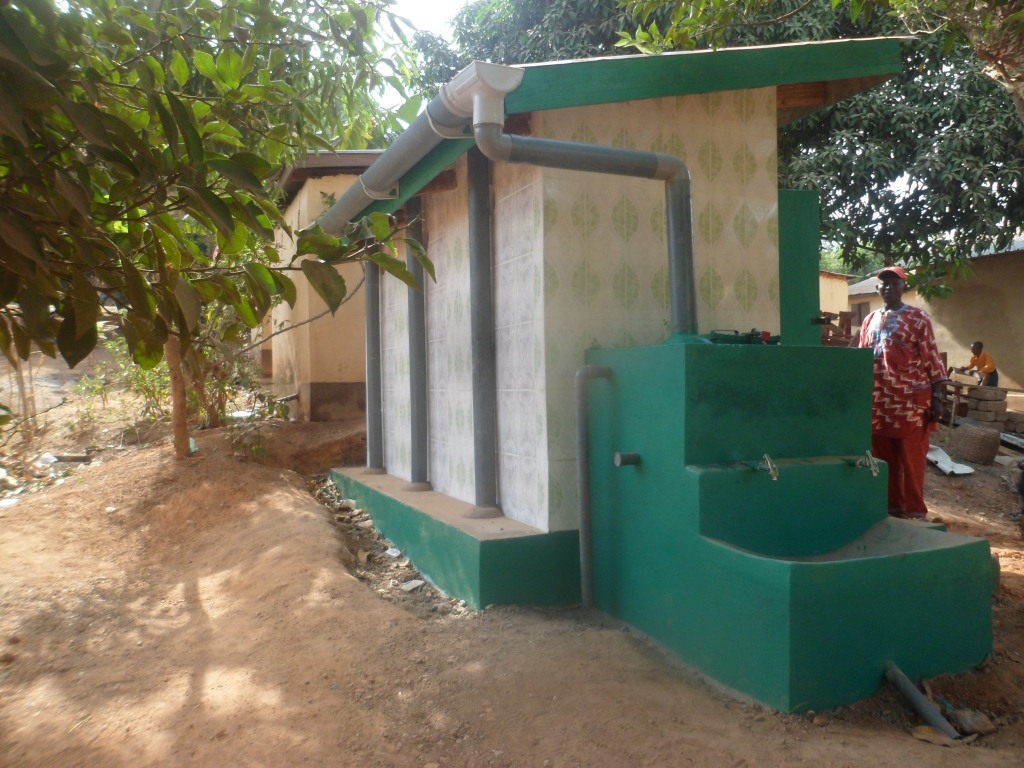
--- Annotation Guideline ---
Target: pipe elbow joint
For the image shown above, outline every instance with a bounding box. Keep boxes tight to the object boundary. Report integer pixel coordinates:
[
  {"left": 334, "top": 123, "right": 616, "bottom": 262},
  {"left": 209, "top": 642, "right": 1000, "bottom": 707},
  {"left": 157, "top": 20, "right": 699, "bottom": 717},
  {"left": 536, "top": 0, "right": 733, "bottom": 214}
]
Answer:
[{"left": 473, "top": 123, "right": 515, "bottom": 163}]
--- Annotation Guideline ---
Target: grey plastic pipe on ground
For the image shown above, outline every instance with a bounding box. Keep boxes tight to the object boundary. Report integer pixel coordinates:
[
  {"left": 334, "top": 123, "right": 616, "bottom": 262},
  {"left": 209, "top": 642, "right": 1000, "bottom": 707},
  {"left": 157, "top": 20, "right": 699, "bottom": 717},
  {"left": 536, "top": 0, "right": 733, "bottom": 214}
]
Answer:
[{"left": 884, "top": 660, "right": 960, "bottom": 740}]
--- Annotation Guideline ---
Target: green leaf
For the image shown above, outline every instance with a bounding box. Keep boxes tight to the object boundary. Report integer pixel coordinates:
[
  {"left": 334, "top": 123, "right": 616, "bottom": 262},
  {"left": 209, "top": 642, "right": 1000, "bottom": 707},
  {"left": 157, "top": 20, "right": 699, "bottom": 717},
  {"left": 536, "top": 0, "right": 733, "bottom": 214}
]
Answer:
[
  {"left": 190, "top": 188, "right": 235, "bottom": 239},
  {"left": 301, "top": 259, "right": 348, "bottom": 313},
  {"left": 0, "top": 211, "right": 45, "bottom": 263},
  {"left": 216, "top": 48, "right": 244, "bottom": 89},
  {"left": 271, "top": 270, "right": 297, "bottom": 306},
  {"left": 0, "top": 57, "right": 60, "bottom": 109},
  {"left": 170, "top": 49, "right": 190, "bottom": 87},
  {"left": 54, "top": 172, "right": 94, "bottom": 223},
  {"left": 166, "top": 91, "right": 204, "bottom": 163},
  {"left": 193, "top": 50, "right": 220, "bottom": 84},
  {"left": 69, "top": 271, "right": 100, "bottom": 340},
  {"left": 296, "top": 225, "right": 340, "bottom": 254},
  {"left": 0, "top": 77, "right": 28, "bottom": 145},
  {"left": 57, "top": 307, "right": 98, "bottom": 368},
  {"left": 370, "top": 251, "right": 417, "bottom": 288},
  {"left": 243, "top": 262, "right": 277, "bottom": 298},
  {"left": 205, "top": 157, "right": 264, "bottom": 193},
  {"left": 61, "top": 98, "right": 112, "bottom": 149},
  {"left": 173, "top": 278, "right": 202, "bottom": 333},
  {"left": 120, "top": 256, "right": 156, "bottom": 321}
]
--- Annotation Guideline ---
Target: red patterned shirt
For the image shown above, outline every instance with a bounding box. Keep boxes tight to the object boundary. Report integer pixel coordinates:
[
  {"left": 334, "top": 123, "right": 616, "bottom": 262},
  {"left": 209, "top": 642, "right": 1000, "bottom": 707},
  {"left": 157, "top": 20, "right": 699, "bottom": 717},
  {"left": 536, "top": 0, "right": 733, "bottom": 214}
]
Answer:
[{"left": 859, "top": 304, "right": 946, "bottom": 437}]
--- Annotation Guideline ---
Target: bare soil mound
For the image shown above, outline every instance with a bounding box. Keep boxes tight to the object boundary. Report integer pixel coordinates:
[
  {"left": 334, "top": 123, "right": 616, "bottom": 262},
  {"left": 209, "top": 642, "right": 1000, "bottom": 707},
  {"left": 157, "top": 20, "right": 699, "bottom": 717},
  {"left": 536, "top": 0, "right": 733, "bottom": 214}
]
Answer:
[{"left": 1, "top": 403, "right": 1023, "bottom": 766}]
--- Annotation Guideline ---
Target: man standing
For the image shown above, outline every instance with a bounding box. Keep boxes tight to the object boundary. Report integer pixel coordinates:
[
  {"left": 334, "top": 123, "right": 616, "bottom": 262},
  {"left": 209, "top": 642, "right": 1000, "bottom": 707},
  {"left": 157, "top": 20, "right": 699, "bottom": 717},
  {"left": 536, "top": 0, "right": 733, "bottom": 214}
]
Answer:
[{"left": 858, "top": 266, "right": 947, "bottom": 520}]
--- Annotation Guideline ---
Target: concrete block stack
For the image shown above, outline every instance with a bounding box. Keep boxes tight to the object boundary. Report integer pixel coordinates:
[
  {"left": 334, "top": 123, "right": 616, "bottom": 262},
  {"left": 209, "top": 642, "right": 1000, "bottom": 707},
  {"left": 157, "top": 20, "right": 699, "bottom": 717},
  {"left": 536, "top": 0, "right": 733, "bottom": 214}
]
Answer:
[
  {"left": 1004, "top": 409, "right": 1024, "bottom": 435},
  {"left": 965, "top": 386, "right": 1007, "bottom": 425}
]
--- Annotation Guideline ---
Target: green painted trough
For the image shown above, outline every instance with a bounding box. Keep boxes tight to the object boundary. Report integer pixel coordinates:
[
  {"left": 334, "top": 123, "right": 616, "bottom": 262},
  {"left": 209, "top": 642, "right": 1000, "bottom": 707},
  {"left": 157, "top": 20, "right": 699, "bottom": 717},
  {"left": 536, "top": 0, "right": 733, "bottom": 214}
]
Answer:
[{"left": 584, "top": 341, "right": 993, "bottom": 712}]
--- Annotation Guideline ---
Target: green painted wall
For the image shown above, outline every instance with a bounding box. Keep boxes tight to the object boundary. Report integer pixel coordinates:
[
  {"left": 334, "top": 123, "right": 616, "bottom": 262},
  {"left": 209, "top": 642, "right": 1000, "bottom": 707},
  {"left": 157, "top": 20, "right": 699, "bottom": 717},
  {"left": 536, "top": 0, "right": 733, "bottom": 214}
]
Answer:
[
  {"left": 329, "top": 470, "right": 580, "bottom": 610},
  {"left": 778, "top": 188, "right": 822, "bottom": 346},
  {"left": 584, "top": 341, "right": 993, "bottom": 711}
]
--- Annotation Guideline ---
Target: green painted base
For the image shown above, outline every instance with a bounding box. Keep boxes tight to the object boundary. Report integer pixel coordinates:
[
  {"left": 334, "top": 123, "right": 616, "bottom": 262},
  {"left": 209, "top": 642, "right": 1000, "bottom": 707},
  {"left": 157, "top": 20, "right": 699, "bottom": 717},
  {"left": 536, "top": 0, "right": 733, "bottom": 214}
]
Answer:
[
  {"left": 586, "top": 342, "right": 994, "bottom": 712},
  {"left": 329, "top": 468, "right": 580, "bottom": 610}
]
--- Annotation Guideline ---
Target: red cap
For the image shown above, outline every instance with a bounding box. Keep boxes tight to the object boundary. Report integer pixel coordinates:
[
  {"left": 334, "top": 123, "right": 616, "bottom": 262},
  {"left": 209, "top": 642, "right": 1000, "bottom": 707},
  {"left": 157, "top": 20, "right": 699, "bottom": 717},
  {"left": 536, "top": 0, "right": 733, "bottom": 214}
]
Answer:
[{"left": 877, "top": 266, "right": 908, "bottom": 281}]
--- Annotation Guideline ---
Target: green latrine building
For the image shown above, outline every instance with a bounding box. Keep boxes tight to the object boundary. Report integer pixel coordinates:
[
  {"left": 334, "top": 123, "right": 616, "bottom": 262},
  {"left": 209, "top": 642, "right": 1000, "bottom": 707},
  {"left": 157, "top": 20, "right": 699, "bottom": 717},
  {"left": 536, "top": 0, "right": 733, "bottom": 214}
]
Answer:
[{"left": 328, "top": 39, "right": 993, "bottom": 711}]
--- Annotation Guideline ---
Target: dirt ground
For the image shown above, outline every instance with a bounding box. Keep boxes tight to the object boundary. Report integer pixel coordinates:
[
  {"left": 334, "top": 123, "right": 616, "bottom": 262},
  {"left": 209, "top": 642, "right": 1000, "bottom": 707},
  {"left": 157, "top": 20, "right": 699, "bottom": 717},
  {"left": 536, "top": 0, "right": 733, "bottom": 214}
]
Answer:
[{"left": 2, "top": 364, "right": 1024, "bottom": 767}]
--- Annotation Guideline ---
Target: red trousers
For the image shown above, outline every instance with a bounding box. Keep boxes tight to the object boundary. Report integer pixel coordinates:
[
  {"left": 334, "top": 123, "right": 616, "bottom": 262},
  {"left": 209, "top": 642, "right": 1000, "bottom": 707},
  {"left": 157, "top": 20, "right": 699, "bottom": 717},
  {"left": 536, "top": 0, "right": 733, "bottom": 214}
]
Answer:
[{"left": 872, "top": 427, "right": 931, "bottom": 519}]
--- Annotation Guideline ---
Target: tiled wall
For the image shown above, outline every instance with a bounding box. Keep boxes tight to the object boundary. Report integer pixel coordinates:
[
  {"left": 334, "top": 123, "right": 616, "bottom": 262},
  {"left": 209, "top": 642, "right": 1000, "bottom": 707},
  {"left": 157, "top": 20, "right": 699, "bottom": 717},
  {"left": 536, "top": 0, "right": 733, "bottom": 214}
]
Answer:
[
  {"left": 379, "top": 88, "right": 779, "bottom": 529},
  {"left": 537, "top": 90, "right": 779, "bottom": 530},
  {"left": 493, "top": 162, "right": 548, "bottom": 528},
  {"left": 422, "top": 161, "right": 477, "bottom": 502},
  {"left": 381, "top": 263, "right": 410, "bottom": 476}
]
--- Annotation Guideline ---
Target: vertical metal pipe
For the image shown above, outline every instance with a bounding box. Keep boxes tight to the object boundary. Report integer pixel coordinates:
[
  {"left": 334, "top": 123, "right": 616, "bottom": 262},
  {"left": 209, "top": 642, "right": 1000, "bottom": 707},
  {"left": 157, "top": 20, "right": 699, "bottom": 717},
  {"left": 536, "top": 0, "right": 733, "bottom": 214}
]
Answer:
[
  {"left": 666, "top": 174, "right": 698, "bottom": 337},
  {"left": 364, "top": 261, "right": 385, "bottom": 473},
  {"left": 404, "top": 198, "right": 432, "bottom": 491},
  {"left": 576, "top": 364, "right": 613, "bottom": 609},
  {"left": 466, "top": 147, "right": 502, "bottom": 518}
]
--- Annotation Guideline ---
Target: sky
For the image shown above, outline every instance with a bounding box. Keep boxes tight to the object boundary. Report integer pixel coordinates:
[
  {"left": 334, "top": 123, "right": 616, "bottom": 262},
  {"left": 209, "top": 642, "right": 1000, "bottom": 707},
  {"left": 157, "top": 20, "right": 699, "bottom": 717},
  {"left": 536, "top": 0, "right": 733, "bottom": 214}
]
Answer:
[{"left": 388, "top": 0, "right": 467, "bottom": 39}]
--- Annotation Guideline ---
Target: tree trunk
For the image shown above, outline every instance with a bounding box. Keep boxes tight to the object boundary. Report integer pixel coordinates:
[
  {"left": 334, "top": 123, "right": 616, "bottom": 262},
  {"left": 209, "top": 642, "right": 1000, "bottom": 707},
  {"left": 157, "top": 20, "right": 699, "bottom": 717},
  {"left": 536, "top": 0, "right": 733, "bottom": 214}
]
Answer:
[{"left": 165, "top": 336, "right": 193, "bottom": 459}]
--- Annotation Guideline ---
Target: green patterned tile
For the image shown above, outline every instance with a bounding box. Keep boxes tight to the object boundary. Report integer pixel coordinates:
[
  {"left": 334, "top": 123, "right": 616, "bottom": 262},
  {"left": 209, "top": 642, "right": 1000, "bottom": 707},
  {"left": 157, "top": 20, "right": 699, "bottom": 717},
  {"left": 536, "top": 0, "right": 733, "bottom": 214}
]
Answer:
[
  {"left": 612, "top": 128, "right": 637, "bottom": 149},
  {"left": 612, "top": 195, "right": 640, "bottom": 242},
  {"left": 649, "top": 207, "right": 666, "bottom": 244},
  {"left": 613, "top": 263, "right": 640, "bottom": 310},
  {"left": 543, "top": 195, "right": 559, "bottom": 235},
  {"left": 698, "top": 139, "right": 723, "bottom": 182},
  {"left": 572, "top": 122, "right": 598, "bottom": 144},
  {"left": 699, "top": 91, "right": 724, "bottom": 117},
  {"left": 733, "top": 203, "right": 759, "bottom": 247},
  {"left": 767, "top": 213, "right": 779, "bottom": 244},
  {"left": 651, "top": 266, "right": 670, "bottom": 314},
  {"left": 699, "top": 266, "right": 724, "bottom": 310},
  {"left": 570, "top": 192, "right": 599, "bottom": 237},
  {"left": 767, "top": 275, "right": 780, "bottom": 309},
  {"left": 734, "top": 268, "right": 759, "bottom": 311},
  {"left": 570, "top": 262, "right": 599, "bottom": 309},
  {"left": 733, "top": 90, "right": 758, "bottom": 123},
  {"left": 697, "top": 202, "right": 724, "bottom": 246},
  {"left": 732, "top": 144, "right": 758, "bottom": 184},
  {"left": 544, "top": 259, "right": 560, "bottom": 301}
]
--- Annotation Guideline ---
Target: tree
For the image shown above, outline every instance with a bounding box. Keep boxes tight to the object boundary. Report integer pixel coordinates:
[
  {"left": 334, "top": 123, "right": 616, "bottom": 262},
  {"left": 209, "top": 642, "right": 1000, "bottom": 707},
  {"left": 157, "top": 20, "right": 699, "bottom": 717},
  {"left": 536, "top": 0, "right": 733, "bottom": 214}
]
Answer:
[
  {"left": 622, "top": 0, "right": 1024, "bottom": 123},
  {"left": 413, "top": 0, "right": 660, "bottom": 84},
  {"left": 720, "top": 3, "right": 1024, "bottom": 282},
  {"left": 415, "top": 0, "right": 1024, "bottom": 284},
  {"left": 0, "top": 0, "right": 430, "bottom": 457}
]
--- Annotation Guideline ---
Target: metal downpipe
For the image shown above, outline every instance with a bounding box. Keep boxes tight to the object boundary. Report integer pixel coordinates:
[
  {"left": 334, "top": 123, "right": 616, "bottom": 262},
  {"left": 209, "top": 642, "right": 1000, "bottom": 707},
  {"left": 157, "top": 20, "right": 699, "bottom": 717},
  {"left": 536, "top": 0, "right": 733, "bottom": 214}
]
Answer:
[
  {"left": 364, "top": 261, "right": 385, "bottom": 473},
  {"left": 404, "top": 197, "right": 432, "bottom": 491},
  {"left": 473, "top": 124, "right": 698, "bottom": 336},
  {"left": 576, "top": 365, "right": 612, "bottom": 608},
  {"left": 466, "top": 147, "right": 502, "bottom": 519}
]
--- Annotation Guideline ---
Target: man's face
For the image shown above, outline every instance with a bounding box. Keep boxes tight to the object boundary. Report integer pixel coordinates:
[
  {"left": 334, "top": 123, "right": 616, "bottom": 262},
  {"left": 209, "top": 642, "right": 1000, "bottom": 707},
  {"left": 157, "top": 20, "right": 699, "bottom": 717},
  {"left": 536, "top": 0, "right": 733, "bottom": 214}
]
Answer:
[
  {"left": 877, "top": 274, "right": 904, "bottom": 306},
  {"left": 971, "top": 343, "right": 982, "bottom": 355}
]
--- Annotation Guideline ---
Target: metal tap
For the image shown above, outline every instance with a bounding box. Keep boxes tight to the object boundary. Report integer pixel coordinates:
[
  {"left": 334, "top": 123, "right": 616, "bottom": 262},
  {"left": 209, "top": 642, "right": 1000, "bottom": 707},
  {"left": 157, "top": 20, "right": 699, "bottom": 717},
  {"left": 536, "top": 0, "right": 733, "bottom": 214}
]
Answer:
[
  {"left": 758, "top": 454, "right": 779, "bottom": 481},
  {"left": 856, "top": 450, "right": 880, "bottom": 477}
]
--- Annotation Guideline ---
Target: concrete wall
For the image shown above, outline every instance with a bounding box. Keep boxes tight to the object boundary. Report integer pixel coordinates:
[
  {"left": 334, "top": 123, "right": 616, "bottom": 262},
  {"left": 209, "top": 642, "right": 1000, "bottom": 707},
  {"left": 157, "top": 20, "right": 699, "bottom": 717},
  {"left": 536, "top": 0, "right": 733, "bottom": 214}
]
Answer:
[
  {"left": 271, "top": 176, "right": 368, "bottom": 420},
  {"left": 921, "top": 252, "right": 1022, "bottom": 389},
  {"left": 846, "top": 253, "right": 1022, "bottom": 389},
  {"left": 819, "top": 272, "right": 851, "bottom": 315}
]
